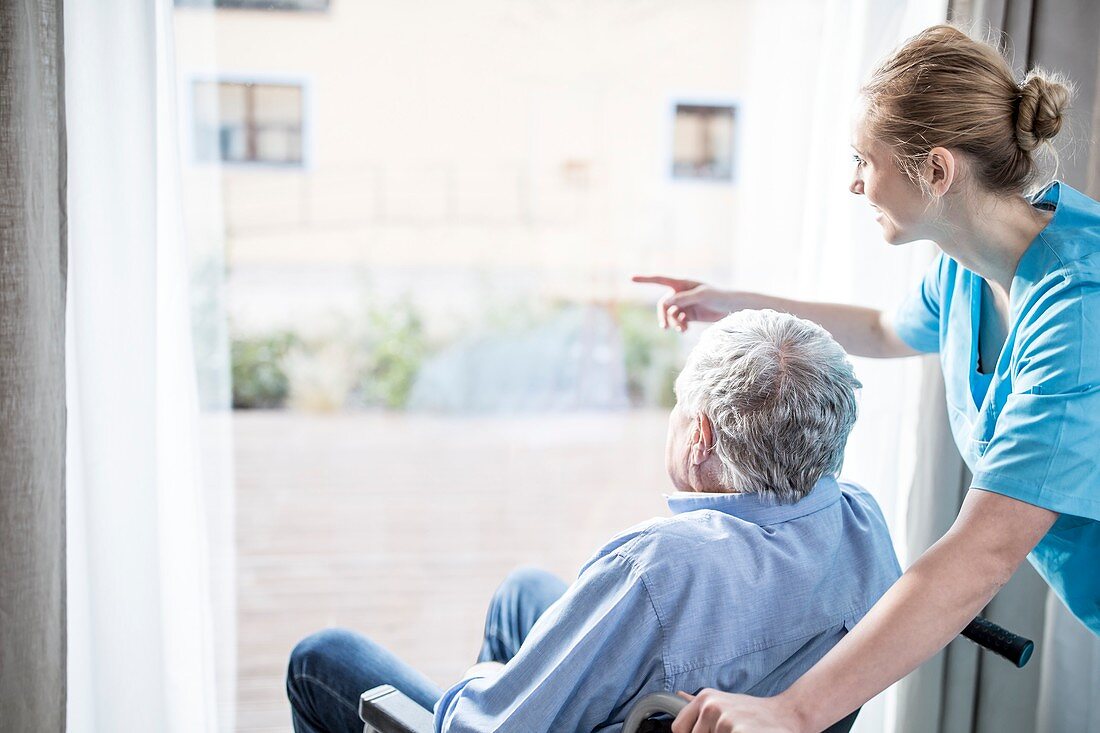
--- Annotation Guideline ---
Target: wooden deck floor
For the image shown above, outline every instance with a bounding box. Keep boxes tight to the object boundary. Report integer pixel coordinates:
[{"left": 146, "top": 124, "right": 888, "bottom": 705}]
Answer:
[{"left": 234, "top": 410, "right": 670, "bottom": 732}]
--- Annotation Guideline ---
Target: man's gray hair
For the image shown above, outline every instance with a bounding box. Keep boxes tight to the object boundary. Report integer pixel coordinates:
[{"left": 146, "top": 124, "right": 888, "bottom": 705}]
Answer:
[{"left": 675, "top": 309, "right": 861, "bottom": 503}]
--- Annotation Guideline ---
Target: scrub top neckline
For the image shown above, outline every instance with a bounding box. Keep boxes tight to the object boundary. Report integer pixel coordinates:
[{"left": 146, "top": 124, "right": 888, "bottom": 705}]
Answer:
[
  {"left": 1010, "top": 181, "right": 1064, "bottom": 313},
  {"left": 965, "top": 182, "right": 1063, "bottom": 410}
]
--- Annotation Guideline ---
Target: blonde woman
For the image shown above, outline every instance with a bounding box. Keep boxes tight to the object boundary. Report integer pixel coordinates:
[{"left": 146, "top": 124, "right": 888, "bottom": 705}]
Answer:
[{"left": 634, "top": 25, "right": 1100, "bottom": 733}]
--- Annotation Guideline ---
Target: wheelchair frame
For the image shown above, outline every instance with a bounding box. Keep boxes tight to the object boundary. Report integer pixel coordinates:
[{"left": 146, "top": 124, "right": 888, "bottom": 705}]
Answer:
[{"left": 357, "top": 616, "right": 1032, "bottom": 733}]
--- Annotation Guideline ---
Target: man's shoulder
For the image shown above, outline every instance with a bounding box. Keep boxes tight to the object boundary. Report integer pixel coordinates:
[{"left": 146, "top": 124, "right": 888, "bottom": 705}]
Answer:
[
  {"left": 580, "top": 511, "right": 730, "bottom": 575},
  {"left": 835, "top": 480, "right": 902, "bottom": 581},
  {"left": 836, "top": 480, "right": 889, "bottom": 521},
  {"left": 582, "top": 482, "right": 896, "bottom": 579},
  {"left": 835, "top": 480, "right": 896, "bottom": 544}
]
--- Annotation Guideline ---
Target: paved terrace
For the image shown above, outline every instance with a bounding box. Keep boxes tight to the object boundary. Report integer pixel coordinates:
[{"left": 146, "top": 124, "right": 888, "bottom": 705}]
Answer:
[{"left": 235, "top": 410, "right": 671, "bottom": 732}]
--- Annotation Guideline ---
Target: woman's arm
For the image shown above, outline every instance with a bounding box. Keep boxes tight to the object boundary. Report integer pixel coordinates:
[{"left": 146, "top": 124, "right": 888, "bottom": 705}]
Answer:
[
  {"left": 631, "top": 276, "right": 918, "bottom": 359},
  {"left": 672, "top": 489, "right": 1057, "bottom": 733},
  {"left": 734, "top": 292, "right": 917, "bottom": 359}
]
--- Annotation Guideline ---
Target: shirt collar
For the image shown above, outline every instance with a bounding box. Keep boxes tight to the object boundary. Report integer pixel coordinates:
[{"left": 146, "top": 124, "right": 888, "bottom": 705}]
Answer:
[
  {"left": 1012, "top": 179, "right": 1070, "bottom": 314},
  {"left": 1030, "top": 179, "right": 1061, "bottom": 209},
  {"left": 664, "top": 476, "right": 841, "bottom": 526}
]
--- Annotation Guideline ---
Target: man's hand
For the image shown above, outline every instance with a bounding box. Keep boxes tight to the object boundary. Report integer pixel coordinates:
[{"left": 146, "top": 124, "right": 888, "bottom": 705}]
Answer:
[{"left": 671, "top": 690, "right": 803, "bottom": 733}]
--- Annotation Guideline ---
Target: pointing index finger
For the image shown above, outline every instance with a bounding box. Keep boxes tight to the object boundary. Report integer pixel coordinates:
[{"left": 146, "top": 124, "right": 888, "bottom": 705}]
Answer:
[{"left": 632, "top": 275, "right": 681, "bottom": 287}]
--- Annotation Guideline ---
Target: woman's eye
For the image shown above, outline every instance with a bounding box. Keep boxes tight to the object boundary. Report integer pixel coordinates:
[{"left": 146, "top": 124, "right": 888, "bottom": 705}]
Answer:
[{"left": 852, "top": 154, "right": 866, "bottom": 168}]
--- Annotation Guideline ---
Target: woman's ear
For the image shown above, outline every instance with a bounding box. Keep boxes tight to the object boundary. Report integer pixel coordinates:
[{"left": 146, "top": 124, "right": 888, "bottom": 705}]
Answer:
[{"left": 926, "top": 146, "right": 956, "bottom": 196}]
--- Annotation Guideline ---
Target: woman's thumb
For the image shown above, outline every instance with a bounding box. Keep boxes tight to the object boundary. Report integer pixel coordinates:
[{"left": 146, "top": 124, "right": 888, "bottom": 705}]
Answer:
[{"left": 667, "top": 284, "right": 705, "bottom": 306}]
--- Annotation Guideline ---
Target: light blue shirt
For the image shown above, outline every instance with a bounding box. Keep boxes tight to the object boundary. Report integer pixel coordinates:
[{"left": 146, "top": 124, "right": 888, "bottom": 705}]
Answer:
[
  {"left": 894, "top": 180, "right": 1100, "bottom": 634},
  {"left": 434, "top": 477, "right": 900, "bottom": 732}
]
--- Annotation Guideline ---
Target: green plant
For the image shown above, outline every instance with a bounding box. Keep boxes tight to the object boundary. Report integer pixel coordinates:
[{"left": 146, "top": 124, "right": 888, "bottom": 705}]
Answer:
[
  {"left": 616, "top": 303, "right": 682, "bottom": 409},
  {"left": 283, "top": 334, "right": 358, "bottom": 412},
  {"left": 230, "top": 331, "right": 299, "bottom": 409},
  {"left": 355, "top": 299, "right": 429, "bottom": 409}
]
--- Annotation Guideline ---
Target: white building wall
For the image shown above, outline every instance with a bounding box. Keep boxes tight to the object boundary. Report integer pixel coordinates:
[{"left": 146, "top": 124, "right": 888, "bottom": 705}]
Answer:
[{"left": 174, "top": 1, "right": 763, "bottom": 331}]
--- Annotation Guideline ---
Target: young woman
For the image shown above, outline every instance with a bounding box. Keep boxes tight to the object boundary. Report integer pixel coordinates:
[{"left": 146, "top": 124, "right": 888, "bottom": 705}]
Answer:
[{"left": 632, "top": 24, "right": 1099, "bottom": 733}]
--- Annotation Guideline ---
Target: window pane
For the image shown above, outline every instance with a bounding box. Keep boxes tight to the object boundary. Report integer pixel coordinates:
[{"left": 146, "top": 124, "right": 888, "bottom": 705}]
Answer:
[
  {"left": 252, "top": 84, "right": 301, "bottom": 125},
  {"left": 220, "top": 125, "right": 249, "bottom": 163},
  {"left": 252, "top": 84, "right": 303, "bottom": 164},
  {"left": 671, "top": 104, "right": 736, "bottom": 181},
  {"left": 191, "top": 80, "right": 303, "bottom": 165},
  {"left": 218, "top": 83, "right": 249, "bottom": 163},
  {"left": 255, "top": 127, "right": 301, "bottom": 164},
  {"left": 218, "top": 82, "right": 248, "bottom": 124}
]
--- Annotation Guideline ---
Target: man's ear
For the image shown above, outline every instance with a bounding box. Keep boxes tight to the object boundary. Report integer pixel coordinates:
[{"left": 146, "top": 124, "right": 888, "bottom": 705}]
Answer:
[
  {"left": 926, "top": 146, "right": 956, "bottom": 196},
  {"left": 691, "top": 414, "right": 715, "bottom": 466}
]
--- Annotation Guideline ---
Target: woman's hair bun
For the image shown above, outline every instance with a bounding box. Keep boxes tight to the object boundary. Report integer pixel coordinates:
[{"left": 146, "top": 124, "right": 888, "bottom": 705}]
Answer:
[{"left": 1016, "top": 71, "right": 1072, "bottom": 152}]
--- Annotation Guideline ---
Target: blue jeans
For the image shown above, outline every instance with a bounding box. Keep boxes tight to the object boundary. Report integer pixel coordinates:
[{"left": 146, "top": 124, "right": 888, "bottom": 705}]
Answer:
[{"left": 286, "top": 567, "right": 568, "bottom": 733}]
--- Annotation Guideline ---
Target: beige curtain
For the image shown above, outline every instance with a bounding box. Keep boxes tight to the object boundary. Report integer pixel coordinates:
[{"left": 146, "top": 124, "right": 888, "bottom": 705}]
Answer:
[
  {"left": 897, "top": 1, "right": 1100, "bottom": 731},
  {"left": 0, "top": 0, "right": 68, "bottom": 730}
]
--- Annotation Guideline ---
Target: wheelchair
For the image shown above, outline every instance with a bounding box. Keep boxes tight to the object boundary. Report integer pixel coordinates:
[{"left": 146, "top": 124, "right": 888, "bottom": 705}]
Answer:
[{"left": 358, "top": 616, "right": 1032, "bottom": 733}]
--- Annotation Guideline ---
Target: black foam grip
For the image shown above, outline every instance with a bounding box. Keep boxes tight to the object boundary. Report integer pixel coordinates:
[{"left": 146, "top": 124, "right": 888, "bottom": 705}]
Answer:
[{"left": 961, "top": 616, "right": 1034, "bottom": 668}]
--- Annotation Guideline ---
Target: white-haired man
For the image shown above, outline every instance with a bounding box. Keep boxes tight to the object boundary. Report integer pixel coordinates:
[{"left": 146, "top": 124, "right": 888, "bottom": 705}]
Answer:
[{"left": 287, "top": 310, "right": 901, "bottom": 733}]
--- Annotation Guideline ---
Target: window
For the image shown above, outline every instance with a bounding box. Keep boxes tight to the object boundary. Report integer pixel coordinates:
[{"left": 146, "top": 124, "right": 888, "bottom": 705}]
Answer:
[
  {"left": 192, "top": 80, "right": 305, "bottom": 166},
  {"left": 671, "top": 103, "right": 736, "bottom": 182},
  {"left": 175, "top": 0, "right": 330, "bottom": 10}
]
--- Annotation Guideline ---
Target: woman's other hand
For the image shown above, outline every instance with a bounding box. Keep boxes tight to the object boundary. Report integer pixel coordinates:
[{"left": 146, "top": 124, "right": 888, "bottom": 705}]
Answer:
[
  {"left": 671, "top": 690, "right": 803, "bottom": 733},
  {"left": 631, "top": 275, "right": 738, "bottom": 331}
]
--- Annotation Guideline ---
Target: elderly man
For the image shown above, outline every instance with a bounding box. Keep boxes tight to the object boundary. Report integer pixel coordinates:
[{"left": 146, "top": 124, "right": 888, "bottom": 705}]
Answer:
[{"left": 287, "top": 309, "right": 901, "bottom": 733}]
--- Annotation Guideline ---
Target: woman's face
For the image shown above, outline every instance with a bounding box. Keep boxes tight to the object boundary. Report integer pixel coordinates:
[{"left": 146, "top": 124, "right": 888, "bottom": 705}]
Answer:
[{"left": 849, "top": 105, "right": 931, "bottom": 245}]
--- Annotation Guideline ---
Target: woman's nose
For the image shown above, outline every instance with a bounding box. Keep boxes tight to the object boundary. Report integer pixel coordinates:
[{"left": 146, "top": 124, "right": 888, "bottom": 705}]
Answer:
[{"left": 849, "top": 175, "right": 864, "bottom": 196}]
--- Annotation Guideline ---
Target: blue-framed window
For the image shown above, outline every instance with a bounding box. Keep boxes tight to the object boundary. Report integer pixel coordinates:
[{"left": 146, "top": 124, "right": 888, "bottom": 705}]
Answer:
[
  {"left": 671, "top": 103, "right": 736, "bottom": 182},
  {"left": 192, "top": 80, "right": 304, "bottom": 167}
]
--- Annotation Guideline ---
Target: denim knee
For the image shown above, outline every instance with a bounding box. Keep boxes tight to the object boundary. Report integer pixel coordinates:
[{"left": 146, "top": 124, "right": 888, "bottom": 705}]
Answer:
[
  {"left": 288, "top": 627, "right": 359, "bottom": 685},
  {"left": 498, "top": 566, "right": 563, "bottom": 599}
]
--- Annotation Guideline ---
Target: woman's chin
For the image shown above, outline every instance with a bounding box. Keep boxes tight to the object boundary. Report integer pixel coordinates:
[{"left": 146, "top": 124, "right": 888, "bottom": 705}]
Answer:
[{"left": 878, "top": 221, "right": 907, "bottom": 245}]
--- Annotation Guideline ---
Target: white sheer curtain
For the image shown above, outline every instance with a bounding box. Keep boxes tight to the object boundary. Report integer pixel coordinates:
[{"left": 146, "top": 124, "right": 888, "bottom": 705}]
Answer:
[
  {"left": 65, "top": 0, "right": 233, "bottom": 730},
  {"left": 733, "top": 1, "right": 946, "bottom": 731}
]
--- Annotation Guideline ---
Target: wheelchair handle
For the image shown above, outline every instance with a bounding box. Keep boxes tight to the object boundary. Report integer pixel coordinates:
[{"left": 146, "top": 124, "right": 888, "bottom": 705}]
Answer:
[
  {"left": 961, "top": 616, "right": 1034, "bottom": 668},
  {"left": 622, "top": 692, "right": 687, "bottom": 733}
]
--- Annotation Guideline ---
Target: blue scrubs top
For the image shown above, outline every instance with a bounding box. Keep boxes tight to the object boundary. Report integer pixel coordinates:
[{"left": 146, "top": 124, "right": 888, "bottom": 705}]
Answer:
[{"left": 894, "top": 180, "right": 1100, "bottom": 635}]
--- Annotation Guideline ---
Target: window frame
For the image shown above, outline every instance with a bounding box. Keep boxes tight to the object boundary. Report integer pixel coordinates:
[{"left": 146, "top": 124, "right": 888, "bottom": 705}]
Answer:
[
  {"left": 174, "top": 0, "right": 331, "bottom": 11},
  {"left": 664, "top": 96, "right": 741, "bottom": 186},
  {"left": 185, "top": 72, "right": 315, "bottom": 171}
]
